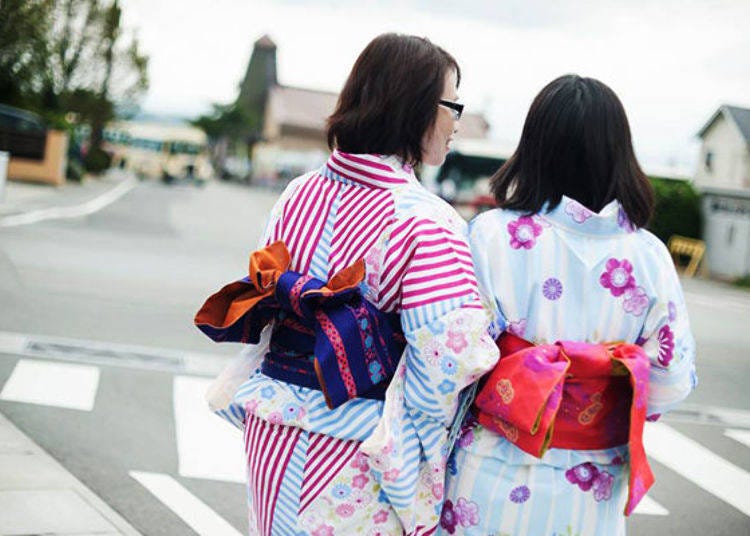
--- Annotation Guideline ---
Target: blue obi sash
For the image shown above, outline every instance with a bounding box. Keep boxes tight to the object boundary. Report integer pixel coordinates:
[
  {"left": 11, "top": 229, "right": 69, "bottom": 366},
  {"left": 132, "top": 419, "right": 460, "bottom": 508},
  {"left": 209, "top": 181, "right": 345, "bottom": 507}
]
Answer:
[{"left": 195, "top": 241, "right": 405, "bottom": 409}]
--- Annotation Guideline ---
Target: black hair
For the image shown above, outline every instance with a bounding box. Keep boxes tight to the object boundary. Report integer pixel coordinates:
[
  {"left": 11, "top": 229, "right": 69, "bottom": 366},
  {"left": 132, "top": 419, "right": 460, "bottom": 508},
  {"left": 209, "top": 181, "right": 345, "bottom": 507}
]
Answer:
[{"left": 491, "top": 74, "right": 654, "bottom": 228}]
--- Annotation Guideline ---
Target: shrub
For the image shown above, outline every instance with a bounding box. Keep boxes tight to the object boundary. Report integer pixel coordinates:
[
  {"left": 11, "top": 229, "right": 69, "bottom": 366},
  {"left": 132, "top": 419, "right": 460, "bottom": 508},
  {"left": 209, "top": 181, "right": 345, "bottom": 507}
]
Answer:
[
  {"left": 83, "top": 146, "right": 112, "bottom": 174},
  {"left": 647, "top": 177, "right": 702, "bottom": 244}
]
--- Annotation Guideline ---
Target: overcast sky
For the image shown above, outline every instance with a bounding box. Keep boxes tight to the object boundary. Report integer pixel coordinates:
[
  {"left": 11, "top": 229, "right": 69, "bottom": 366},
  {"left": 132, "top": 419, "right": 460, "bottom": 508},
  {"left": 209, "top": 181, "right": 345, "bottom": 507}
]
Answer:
[{"left": 118, "top": 0, "right": 750, "bottom": 173}]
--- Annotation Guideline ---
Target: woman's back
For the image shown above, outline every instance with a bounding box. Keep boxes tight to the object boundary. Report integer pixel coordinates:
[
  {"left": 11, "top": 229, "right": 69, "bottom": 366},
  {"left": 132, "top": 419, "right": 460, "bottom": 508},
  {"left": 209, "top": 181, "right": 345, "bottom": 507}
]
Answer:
[
  {"left": 442, "top": 73, "right": 697, "bottom": 536},
  {"left": 470, "top": 199, "right": 696, "bottom": 415}
]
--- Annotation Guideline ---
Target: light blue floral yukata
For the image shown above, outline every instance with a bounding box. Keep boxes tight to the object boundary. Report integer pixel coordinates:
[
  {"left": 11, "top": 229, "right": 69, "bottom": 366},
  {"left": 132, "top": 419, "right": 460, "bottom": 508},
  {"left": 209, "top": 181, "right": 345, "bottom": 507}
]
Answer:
[{"left": 441, "top": 197, "right": 697, "bottom": 536}]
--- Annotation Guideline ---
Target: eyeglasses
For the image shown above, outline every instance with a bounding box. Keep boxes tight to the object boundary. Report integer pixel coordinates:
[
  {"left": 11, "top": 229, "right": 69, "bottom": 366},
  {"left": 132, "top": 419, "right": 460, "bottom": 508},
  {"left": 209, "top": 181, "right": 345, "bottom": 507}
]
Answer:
[{"left": 439, "top": 100, "right": 464, "bottom": 120}]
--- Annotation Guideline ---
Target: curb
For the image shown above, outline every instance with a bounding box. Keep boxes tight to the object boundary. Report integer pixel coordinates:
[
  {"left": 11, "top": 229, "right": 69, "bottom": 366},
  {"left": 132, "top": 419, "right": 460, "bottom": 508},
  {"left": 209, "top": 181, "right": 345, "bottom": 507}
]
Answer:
[{"left": 0, "top": 412, "right": 143, "bottom": 535}]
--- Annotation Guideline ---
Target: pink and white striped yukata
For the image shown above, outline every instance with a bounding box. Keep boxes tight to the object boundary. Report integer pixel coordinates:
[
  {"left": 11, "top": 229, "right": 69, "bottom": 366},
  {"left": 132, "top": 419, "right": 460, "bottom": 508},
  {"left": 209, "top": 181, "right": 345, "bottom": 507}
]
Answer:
[{"left": 220, "top": 151, "right": 498, "bottom": 535}]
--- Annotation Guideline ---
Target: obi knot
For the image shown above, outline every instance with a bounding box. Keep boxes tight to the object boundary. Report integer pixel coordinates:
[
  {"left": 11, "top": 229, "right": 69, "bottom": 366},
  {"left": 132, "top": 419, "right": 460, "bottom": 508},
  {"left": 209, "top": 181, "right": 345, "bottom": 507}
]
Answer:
[
  {"left": 195, "top": 241, "right": 405, "bottom": 409},
  {"left": 474, "top": 332, "right": 653, "bottom": 516}
]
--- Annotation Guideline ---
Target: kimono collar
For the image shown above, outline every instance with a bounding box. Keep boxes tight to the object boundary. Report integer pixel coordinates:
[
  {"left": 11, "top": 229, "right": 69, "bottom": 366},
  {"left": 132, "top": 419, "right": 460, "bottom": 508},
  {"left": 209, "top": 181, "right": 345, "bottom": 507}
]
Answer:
[
  {"left": 321, "top": 150, "right": 418, "bottom": 189},
  {"left": 539, "top": 195, "right": 637, "bottom": 236}
]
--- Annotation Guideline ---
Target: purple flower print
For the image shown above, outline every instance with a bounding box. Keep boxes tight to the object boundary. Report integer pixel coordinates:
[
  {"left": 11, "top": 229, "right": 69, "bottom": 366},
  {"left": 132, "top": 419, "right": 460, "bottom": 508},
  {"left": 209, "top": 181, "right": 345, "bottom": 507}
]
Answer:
[
  {"left": 623, "top": 286, "right": 649, "bottom": 316},
  {"left": 457, "top": 427, "right": 475, "bottom": 448},
  {"left": 543, "top": 278, "right": 563, "bottom": 300},
  {"left": 646, "top": 413, "right": 661, "bottom": 422},
  {"left": 668, "top": 301, "right": 677, "bottom": 322},
  {"left": 618, "top": 206, "right": 636, "bottom": 232},
  {"left": 508, "top": 216, "right": 543, "bottom": 250},
  {"left": 565, "top": 199, "right": 594, "bottom": 223},
  {"left": 507, "top": 318, "right": 527, "bottom": 337},
  {"left": 592, "top": 471, "right": 614, "bottom": 502},
  {"left": 440, "top": 500, "right": 457, "bottom": 534},
  {"left": 509, "top": 485, "right": 531, "bottom": 503},
  {"left": 600, "top": 258, "right": 636, "bottom": 297},
  {"left": 565, "top": 462, "right": 600, "bottom": 492},
  {"left": 657, "top": 325, "right": 675, "bottom": 366},
  {"left": 454, "top": 497, "right": 480, "bottom": 527}
]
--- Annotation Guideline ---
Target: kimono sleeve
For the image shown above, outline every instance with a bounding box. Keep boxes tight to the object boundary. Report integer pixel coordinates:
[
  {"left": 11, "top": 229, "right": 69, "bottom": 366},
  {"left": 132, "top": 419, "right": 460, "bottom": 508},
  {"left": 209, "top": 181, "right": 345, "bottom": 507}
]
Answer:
[
  {"left": 360, "top": 216, "right": 499, "bottom": 532},
  {"left": 256, "top": 175, "right": 307, "bottom": 247},
  {"left": 468, "top": 214, "right": 509, "bottom": 340},
  {"left": 639, "top": 241, "right": 698, "bottom": 418}
]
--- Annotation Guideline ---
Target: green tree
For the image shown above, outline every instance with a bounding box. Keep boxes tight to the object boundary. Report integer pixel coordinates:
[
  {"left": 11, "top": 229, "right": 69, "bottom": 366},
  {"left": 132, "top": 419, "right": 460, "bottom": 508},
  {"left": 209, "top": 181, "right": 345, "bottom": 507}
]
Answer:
[
  {"left": 1, "top": 0, "right": 148, "bottom": 171},
  {"left": 0, "top": 0, "right": 53, "bottom": 109}
]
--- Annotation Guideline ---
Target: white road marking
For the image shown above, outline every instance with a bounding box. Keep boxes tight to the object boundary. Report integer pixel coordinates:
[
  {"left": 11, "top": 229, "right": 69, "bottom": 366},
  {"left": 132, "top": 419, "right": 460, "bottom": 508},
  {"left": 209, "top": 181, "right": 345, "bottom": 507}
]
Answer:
[
  {"left": 173, "top": 375, "right": 245, "bottom": 483},
  {"left": 0, "top": 332, "right": 26, "bottom": 354},
  {"left": 0, "top": 359, "right": 99, "bottom": 411},
  {"left": 0, "top": 176, "right": 137, "bottom": 227},
  {"left": 130, "top": 471, "right": 242, "bottom": 536},
  {"left": 684, "top": 292, "right": 750, "bottom": 313},
  {"left": 645, "top": 423, "right": 750, "bottom": 516},
  {"left": 725, "top": 428, "right": 750, "bottom": 448},
  {"left": 633, "top": 495, "right": 670, "bottom": 516}
]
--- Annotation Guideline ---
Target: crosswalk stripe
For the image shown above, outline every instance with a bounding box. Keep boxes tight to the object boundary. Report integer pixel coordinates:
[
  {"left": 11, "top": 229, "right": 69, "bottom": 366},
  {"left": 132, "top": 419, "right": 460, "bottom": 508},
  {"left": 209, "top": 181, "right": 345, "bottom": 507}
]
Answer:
[
  {"left": 130, "top": 471, "right": 242, "bottom": 536},
  {"left": 645, "top": 423, "right": 750, "bottom": 516},
  {"left": 0, "top": 359, "right": 100, "bottom": 411},
  {"left": 684, "top": 292, "right": 750, "bottom": 313},
  {"left": 725, "top": 428, "right": 750, "bottom": 449},
  {"left": 633, "top": 495, "right": 669, "bottom": 516},
  {"left": 173, "top": 376, "right": 245, "bottom": 483}
]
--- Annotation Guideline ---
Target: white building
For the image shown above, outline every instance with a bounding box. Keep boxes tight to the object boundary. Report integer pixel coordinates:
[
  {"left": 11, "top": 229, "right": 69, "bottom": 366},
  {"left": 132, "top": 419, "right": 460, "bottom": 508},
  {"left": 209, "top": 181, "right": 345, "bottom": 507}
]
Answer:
[
  {"left": 695, "top": 105, "right": 750, "bottom": 190},
  {"left": 695, "top": 105, "right": 750, "bottom": 278}
]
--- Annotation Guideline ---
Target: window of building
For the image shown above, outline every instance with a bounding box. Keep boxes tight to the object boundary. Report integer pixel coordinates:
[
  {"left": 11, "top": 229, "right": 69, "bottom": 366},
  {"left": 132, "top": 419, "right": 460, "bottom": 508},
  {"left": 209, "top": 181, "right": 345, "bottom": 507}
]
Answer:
[{"left": 705, "top": 150, "right": 714, "bottom": 171}]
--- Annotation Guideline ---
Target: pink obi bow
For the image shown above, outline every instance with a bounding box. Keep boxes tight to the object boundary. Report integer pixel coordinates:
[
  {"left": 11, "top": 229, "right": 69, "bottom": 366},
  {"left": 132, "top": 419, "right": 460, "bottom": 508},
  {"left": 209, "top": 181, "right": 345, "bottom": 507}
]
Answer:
[{"left": 474, "top": 332, "right": 653, "bottom": 516}]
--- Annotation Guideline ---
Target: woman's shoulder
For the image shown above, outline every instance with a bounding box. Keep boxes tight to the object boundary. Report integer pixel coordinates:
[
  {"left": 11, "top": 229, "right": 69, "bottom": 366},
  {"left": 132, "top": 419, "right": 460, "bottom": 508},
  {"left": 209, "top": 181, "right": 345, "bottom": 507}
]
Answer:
[
  {"left": 469, "top": 207, "right": 527, "bottom": 240},
  {"left": 393, "top": 183, "right": 468, "bottom": 236},
  {"left": 631, "top": 227, "right": 674, "bottom": 266}
]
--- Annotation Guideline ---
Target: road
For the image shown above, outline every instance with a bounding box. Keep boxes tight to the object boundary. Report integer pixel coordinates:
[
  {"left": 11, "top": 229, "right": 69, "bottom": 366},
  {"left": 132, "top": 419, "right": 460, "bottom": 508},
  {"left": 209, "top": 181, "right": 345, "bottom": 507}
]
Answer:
[{"left": 0, "top": 179, "right": 749, "bottom": 535}]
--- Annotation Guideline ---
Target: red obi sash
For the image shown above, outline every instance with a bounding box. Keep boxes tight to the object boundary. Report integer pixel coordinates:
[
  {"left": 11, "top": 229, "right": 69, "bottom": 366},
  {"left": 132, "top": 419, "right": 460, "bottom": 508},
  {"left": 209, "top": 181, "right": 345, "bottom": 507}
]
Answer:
[{"left": 474, "top": 332, "right": 653, "bottom": 516}]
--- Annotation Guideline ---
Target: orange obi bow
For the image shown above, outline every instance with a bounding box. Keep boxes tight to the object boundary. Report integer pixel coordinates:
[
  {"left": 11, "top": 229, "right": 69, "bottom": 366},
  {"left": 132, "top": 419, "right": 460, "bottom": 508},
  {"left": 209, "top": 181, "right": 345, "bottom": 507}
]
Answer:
[
  {"left": 194, "top": 240, "right": 364, "bottom": 343},
  {"left": 194, "top": 241, "right": 405, "bottom": 409},
  {"left": 475, "top": 332, "right": 653, "bottom": 516}
]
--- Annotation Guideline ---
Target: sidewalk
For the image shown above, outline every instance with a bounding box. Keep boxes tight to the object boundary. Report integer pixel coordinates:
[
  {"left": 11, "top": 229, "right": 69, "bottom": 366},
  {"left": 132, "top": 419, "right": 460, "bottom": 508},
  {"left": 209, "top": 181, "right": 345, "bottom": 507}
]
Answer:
[
  {"left": 0, "top": 412, "right": 142, "bottom": 535},
  {"left": 0, "top": 169, "right": 137, "bottom": 225}
]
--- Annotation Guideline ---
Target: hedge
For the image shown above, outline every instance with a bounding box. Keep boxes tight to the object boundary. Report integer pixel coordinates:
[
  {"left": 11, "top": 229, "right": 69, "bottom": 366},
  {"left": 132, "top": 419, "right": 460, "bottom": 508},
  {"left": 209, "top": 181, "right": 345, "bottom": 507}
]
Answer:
[{"left": 647, "top": 176, "right": 702, "bottom": 244}]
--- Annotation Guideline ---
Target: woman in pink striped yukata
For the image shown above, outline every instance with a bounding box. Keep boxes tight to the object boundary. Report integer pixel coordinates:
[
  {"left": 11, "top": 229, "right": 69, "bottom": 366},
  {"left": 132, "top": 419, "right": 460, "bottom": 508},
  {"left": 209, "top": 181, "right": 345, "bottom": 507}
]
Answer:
[{"left": 195, "top": 33, "right": 499, "bottom": 535}]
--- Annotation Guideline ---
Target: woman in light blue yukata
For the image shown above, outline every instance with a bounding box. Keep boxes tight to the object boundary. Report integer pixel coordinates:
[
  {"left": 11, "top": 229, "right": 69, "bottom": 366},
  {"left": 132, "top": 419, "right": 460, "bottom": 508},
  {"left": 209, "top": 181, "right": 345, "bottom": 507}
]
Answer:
[{"left": 440, "top": 75, "right": 697, "bottom": 536}]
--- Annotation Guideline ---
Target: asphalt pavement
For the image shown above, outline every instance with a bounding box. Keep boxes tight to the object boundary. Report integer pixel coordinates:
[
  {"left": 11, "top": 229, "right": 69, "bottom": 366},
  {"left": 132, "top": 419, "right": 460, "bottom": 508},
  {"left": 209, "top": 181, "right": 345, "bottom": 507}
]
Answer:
[{"left": 0, "top": 174, "right": 748, "bottom": 535}]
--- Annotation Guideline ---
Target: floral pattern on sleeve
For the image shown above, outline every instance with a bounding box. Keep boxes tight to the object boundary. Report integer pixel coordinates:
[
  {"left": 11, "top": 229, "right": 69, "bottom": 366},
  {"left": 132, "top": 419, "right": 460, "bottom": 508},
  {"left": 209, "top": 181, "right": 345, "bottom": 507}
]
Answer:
[
  {"left": 360, "top": 304, "right": 497, "bottom": 533},
  {"left": 637, "top": 244, "right": 697, "bottom": 416}
]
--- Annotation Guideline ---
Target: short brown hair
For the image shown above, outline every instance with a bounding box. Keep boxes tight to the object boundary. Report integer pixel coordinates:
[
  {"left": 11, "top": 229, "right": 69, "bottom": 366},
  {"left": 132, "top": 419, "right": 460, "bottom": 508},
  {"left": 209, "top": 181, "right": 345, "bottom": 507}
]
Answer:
[{"left": 327, "top": 33, "right": 460, "bottom": 167}]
